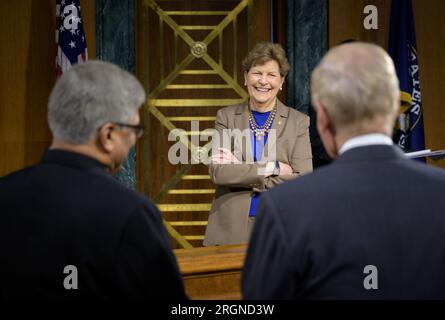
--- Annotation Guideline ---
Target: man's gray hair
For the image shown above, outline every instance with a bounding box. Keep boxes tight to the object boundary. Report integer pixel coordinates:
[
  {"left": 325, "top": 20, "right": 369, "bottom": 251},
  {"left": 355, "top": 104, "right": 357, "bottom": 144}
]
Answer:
[
  {"left": 48, "top": 60, "right": 146, "bottom": 144},
  {"left": 311, "top": 42, "right": 399, "bottom": 133}
]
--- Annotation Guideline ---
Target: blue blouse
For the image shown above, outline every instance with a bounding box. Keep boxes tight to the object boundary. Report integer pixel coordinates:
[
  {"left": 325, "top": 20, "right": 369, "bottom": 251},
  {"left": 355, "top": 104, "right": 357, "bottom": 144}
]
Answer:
[{"left": 248, "top": 110, "right": 273, "bottom": 217}]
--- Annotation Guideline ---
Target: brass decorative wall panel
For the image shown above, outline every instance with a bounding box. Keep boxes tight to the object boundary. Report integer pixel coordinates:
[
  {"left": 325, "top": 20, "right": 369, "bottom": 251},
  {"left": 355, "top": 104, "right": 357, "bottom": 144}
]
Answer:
[{"left": 139, "top": 0, "right": 266, "bottom": 248}]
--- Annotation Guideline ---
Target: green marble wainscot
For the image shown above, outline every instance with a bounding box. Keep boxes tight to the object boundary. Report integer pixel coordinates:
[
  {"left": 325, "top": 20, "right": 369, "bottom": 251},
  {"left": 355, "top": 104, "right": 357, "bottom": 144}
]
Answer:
[
  {"left": 286, "top": 0, "right": 327, "bottom": 115},
  {"left": 96, "top": 0, "right": 137, "bottom": 190}
]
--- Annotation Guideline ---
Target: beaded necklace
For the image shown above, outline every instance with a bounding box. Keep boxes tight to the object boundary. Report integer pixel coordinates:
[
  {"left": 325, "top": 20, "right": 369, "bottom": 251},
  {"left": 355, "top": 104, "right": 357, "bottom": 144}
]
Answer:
[{"left": 248, "top": 101, "right": 277, "bottom": 141}]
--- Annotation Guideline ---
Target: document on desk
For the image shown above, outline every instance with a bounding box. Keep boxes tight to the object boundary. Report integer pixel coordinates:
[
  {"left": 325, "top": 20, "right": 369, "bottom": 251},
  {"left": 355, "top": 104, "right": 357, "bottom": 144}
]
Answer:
[{"left": 405, "top": 149, "right": 445, "bottom": 159}]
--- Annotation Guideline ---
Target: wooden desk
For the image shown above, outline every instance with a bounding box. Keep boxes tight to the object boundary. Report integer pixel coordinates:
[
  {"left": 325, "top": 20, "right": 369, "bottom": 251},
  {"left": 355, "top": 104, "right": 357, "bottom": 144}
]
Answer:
[{"left": 174, "top": 244, "right": 247, "bottom": 300}]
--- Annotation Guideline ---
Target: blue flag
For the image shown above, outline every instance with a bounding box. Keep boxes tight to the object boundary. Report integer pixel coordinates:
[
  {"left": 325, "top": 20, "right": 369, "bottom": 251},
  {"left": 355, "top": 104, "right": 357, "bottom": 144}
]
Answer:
[
  {"left": 56, "top": 0, "right": 88, "bottom": 77},
  {"left": 388, "top": 0, "right": 425, "bottom": 153}
]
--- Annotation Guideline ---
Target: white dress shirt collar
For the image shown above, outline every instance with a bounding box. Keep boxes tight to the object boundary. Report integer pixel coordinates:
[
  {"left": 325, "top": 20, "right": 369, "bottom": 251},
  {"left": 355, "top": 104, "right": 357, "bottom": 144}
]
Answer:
[{"left": 339, "top": 133, "right": 393, "bottom": 155}]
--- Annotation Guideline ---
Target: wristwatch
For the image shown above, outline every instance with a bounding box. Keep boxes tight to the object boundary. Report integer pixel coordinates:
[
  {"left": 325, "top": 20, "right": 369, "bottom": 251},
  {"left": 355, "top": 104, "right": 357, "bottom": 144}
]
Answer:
[{"left": 272, "top": 160, "right": 280, "bottom": 176}]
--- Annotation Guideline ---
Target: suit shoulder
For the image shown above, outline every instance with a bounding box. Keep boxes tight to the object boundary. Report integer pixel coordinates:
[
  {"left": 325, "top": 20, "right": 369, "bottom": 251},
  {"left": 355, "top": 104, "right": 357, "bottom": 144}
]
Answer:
[
  {"left": 412, "top": 161, "right": 445, "bottom": 181},
  {"left": 77, "top": 174, "right": 163, "bottom": 232},
  {"left": 286, "top": 107, "right": 309, "bottom": 125},
  {"left": 1, "top": 165, "right": 36, "bottom": 178},
  {"left": 286, "top": 106, "right": 307, "bottom": 118},
  {"left": 99, "top": 175, "right": 156, "bottom": 211},
  {"left": 0, "top": 166, "right": 37, "bottom": 187},
  {"left": 217, "top": 103, "right": 245, "bottom": 116}
]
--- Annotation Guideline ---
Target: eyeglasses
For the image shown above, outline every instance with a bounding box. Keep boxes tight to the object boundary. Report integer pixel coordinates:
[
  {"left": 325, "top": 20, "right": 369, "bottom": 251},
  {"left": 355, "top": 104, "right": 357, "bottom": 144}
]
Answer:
[{"left": 114, "top": 122, "right": 145, "bottom": 138}]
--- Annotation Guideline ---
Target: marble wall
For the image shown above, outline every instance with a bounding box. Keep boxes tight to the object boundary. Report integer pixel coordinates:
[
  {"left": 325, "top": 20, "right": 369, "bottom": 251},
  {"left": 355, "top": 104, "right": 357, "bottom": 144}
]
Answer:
[
  {"left": 286, "top": 0, "right": 327, "bottom": 115},
  {"left": 96, "top": 0, "right": 137, "bottom": 189}
]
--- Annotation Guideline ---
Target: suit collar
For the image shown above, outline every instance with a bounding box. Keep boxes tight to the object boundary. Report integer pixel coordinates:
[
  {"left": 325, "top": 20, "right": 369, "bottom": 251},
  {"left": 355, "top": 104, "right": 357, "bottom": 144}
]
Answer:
[
  {"left": 234, "top": 101, "right": 246, "bottom": 115},
  {"left": 234, "top": 100, "right": 249, "bottom": 131},
  {"left": 41, "top": 149, "right": 109, "bottom": 174},
  {"left": 271, "top": 99, "right": 289, "bottom": 139},
  {"left": 336, "top": 144, "right": 407, "bottom": 164},
  {"left": 339, "top": 133, "right": 393, "bottom": 155}
]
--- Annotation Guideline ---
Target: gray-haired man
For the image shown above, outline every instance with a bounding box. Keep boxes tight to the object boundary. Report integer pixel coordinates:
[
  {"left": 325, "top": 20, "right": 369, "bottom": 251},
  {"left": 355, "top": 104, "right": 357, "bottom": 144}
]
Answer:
[
  {"left": 0, "top": 61, "right": 186, "bottom": 299},
  {"left": 243, "top": 43, "right": 445, "bottom": 299}
]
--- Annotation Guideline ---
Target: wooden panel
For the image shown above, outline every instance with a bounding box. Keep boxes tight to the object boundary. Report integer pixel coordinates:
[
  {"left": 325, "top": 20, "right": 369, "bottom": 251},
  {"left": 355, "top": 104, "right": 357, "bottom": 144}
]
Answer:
[
  {"left": 0, "top": 0, "right": 96, "bottom": 177},
  {"left": 0, "top": 0, "right": 33, "bottom": 174},
  {"left": 329, "top": 0, "right": 445, "bottom": 169},
  {"left": 80, "top": 0, "right": 96, "bottom": 60},
  {"left": 174, "top": 244, "right": 247, "bottom": 299},
  {"left": 413, "top": 0, "right": 445, "bottom": 168},
  {"left": 182, "top": 272, "right": 242, "bottom": 300},
  {"left": 138, "top": 0, "right": 271, "bottom": 248},
  {"left": 329, "top": 0, "right": 390, "bottom": 48}
]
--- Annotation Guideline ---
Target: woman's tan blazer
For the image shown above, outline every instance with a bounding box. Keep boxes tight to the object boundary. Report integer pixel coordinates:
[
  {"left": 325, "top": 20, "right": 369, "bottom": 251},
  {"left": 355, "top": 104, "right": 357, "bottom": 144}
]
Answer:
[{"left": 203, "top": 100, "right": 313, "bottom": 246}]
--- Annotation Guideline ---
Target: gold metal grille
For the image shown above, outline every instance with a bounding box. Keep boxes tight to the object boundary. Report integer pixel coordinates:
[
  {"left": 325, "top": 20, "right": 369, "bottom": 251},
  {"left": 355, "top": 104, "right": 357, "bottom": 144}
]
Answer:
[{"left": 141, "top": 0, "right": 250, "bottom": 248}]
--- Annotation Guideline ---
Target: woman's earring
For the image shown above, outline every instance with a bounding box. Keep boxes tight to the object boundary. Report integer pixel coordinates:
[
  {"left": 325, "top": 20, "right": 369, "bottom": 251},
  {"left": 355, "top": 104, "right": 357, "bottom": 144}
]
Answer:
[{"left": 280, "top": 87, "right": 283, "bottom": 91}]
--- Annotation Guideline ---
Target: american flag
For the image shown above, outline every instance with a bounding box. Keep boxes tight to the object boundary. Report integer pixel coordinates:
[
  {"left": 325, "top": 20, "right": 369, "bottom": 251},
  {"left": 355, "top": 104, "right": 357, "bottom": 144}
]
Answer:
[{"left": 56, "top": 0, "right": 88, "bottom": 77}]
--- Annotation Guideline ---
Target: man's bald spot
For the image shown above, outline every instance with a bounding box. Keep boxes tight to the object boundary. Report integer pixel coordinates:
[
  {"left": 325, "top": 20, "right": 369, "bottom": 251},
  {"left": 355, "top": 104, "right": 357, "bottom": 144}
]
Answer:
[{"left": 321, "top": 42, "right": 394, "bottom": 75}]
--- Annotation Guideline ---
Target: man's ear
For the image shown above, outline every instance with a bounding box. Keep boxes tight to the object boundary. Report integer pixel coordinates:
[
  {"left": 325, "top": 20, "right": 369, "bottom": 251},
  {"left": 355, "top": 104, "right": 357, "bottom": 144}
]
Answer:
[
  {"left": 313, "top": 100, "right": 339, "bottom": 159},
  {"left": 313, "top": 101, "right": 328, "bottom": 135},
  {"left": 393, "top": 95, "right": 401, "bottom": 122},
  {"left": 97, "top": 123, "right": 115, "bottom": 153}
]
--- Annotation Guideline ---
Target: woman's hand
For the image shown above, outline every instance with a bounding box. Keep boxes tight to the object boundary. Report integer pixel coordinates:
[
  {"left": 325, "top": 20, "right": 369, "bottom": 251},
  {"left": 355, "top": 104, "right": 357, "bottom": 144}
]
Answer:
[
  {"left": 211, "top": 148, "right": 242, "bottom": 164},
  {"left": 279, "top": 162, "right": 293, "bottom": 175}
]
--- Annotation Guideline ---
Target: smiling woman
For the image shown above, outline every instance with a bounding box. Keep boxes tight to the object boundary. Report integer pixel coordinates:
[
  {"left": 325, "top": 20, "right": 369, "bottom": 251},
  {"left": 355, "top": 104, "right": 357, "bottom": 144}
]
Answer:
[
  {"left": 203, "top": 42, "right": 313, "bottom": 246},
  {"left": 245, "top": 60, "right": 284, "bottom": 112}
]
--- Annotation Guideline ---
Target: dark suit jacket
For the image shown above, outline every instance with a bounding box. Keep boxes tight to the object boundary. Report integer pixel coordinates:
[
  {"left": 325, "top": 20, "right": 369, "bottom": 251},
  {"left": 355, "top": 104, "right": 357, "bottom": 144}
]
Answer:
[
  {"left": 242, "top": 145, "right": 445, "bottom": 299},
  {"left": 0, "top": 150, "right": 186, "bottom": 300}
]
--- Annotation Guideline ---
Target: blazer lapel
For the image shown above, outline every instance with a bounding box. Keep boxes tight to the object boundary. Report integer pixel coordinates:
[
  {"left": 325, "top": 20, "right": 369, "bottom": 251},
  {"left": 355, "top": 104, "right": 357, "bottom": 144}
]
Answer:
[{"left": 233, "top": 101, "right": 254, "bottom": 162}]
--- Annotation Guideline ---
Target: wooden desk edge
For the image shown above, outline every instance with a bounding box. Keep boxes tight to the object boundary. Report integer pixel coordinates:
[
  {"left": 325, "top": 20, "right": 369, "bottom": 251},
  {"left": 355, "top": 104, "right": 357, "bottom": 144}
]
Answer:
[{"left": 174, "top": 244, "right": 247, "bottom": 276}]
